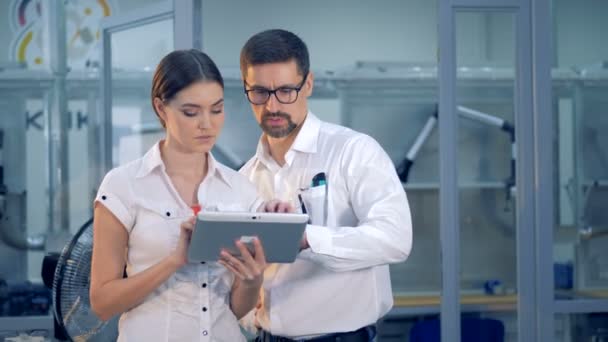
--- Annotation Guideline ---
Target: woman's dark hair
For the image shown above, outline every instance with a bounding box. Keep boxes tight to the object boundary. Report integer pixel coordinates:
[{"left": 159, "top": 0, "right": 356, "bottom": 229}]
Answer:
[
  {"left": 151, "top": 49, "right": 223, "bottom": 127},
  {"left": 240, "top": 29, "right": 310, "bottom": 78}
]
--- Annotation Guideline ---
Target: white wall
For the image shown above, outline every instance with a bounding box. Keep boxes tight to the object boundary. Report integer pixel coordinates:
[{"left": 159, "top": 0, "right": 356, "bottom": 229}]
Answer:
[{"left": 201, "top": 0, "right": 438, "bottom": 70}]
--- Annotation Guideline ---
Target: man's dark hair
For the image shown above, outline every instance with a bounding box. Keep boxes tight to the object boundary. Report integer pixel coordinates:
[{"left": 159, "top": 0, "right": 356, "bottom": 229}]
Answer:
[
  {"left": 151, "top": 49, "right": 223, "bottom": 127},
  {"left": 240, "top": 29, "right": 310, "bottom": 78}
]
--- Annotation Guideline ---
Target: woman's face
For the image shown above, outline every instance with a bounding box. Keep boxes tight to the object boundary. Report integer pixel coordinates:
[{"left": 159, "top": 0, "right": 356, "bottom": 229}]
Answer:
[{"left": 155, "top": 80, "right": 225, "bottom": 154}]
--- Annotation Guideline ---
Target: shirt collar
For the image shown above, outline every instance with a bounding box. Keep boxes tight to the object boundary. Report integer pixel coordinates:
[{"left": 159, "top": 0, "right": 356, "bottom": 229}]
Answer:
[
  {"left": 136, "top": 141, "right": 164, "bottom": 178},
  {"left": 135, "top": 141, "right": 232, "bottom": 188},
  {"left": 291, "top": 111, "right": 320, "bottom": 154},
  {"left": 207, "top": 152, "right": 233, "bottom": 188},
  {"left": 253, "top": 111, "right": 321, "bottom": 169}
]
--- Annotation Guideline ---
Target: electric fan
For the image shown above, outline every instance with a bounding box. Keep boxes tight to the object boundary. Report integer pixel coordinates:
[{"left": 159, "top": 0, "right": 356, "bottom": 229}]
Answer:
[{"left": 52, "top": 218, "right": 118, "bottom": 341}]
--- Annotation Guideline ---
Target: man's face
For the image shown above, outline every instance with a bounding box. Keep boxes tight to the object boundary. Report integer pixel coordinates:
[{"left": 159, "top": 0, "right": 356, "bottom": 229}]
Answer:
[{"left": 243, "top": 60, "right": 312, "bottom": 139}]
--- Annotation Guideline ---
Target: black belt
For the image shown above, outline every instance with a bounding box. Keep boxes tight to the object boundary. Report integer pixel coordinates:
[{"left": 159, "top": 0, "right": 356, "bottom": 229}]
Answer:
[{"left": 257, "top": 325, "right": 374, "bottom": 342}]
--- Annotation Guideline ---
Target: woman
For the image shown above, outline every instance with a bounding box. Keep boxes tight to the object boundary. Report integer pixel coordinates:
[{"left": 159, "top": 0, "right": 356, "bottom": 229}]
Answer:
[{"left": 90, "top": 49, "right": 271, "bottom": 341}]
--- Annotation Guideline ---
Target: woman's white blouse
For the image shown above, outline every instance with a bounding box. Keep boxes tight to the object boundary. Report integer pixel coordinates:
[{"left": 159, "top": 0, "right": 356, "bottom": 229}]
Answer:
[{"left": 95, "top": 142, "right": 262, "bottom": 342}]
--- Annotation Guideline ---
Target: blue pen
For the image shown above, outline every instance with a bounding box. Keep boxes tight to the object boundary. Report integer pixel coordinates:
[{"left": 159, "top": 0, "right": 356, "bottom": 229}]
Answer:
[{"left": 312, "top": 172, "right": 326, "bottom": 187}]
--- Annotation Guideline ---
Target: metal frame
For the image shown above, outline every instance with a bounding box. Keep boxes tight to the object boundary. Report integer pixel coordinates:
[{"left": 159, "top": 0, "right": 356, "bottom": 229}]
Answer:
[
  {"left": 0, "top": 315, "right": 54, "bottom": 333},
  {"left": 513, "top": 3, "right": 538, "bottom": 341},
  {"left": 47, "top": 0, "right": 69, "bottom": 235},
  {"left": 439, "top": 1, "right": 543, "bottom": 341},
  {"left": 173, "top": 0, "right": 202, "bottom": 50},
  {"left": 99, "top": 2, "right": 173, "bottom": 173},
  {"left": 438, "top": 1, "right": 460, "bottom": 340},
  {"left": 532, "top": 0, "right": 555, "bottom": 341},
  {"left": 554, "top": 299, "right": 608, "bottom": 314}
]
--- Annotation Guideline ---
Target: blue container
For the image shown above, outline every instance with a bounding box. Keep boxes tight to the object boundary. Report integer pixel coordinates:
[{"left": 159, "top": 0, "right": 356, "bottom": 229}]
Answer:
[{"left": 554, "top": 262, "right": 573, "bottom": 289}]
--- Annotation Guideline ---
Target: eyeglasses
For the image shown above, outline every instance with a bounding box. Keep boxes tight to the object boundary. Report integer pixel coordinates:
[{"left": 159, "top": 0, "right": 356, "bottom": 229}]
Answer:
[{"left": 244, "top": 74, "right": 308, "bottom": 105}]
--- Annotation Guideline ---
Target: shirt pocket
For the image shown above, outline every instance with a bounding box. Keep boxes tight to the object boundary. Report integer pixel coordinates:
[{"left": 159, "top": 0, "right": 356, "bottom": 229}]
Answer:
[
  {"left": 134, "top": 201, "right": 190, "bottom": 252},
  {"left": 300, "top": 184, "right": 327, "bottom": 226}
]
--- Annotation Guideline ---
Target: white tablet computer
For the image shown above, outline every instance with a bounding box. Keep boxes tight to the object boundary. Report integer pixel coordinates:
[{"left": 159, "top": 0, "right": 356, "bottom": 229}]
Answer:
[{"left": 188, "top": 211, "right": 309, "bottom": 263}]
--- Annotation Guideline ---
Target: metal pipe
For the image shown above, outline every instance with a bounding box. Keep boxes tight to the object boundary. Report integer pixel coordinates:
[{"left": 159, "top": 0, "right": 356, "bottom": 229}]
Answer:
[
  {"left": 0, "top": 129, "right": 6, "bottom": 213},
  {"left": 0, "top": 192, "right": 45, "bottom": 250},
  {"left": 46, "top": 0, "right": 70, "bottom": 234},
  {"left": 396, "top": 110, "right": 437, "bottom": 182},
  {"left": 408, "top": 112, "right": 438, "bottom": 160},
  {"left": 457, "top": 105, "right": 505, "bottom": 128}
]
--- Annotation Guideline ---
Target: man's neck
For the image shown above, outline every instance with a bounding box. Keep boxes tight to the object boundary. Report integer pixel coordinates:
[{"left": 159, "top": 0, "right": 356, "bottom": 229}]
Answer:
[{"left": 265, "top": 133, "right": 293, "bottom": 166}]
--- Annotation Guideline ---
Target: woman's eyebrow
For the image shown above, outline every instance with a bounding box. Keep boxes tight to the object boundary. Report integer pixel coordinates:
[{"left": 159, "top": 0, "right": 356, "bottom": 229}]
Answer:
[
  {"left": 179, "top": 98, "right": 223, "bottom": 108},
  {"left": 180, "top": 103, "right": 201, "bottom": 109}
]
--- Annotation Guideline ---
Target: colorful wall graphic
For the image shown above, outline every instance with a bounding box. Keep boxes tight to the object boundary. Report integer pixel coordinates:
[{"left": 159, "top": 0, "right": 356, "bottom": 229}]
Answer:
[{"left": 9, "top": 0, "right": 113, "bottom": 70}]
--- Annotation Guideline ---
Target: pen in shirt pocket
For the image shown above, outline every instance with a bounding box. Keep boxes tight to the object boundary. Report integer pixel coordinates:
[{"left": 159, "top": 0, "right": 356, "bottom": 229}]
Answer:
[
  {"left": 311, "top": 172, "right": 326, "bottom": 187},
  {"left": 310, "top": 172, "right": 328, "bottom": 226}
]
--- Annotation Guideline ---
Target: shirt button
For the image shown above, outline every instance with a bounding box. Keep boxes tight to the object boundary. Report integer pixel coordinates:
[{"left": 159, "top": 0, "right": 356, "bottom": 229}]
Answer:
[
  {"left": 200, "top": 261, "right": 206, "bottom": 264},
  {"left": 201, "top": 283, "right": 207, "bottom": 288},
  {"left": 202, "top": 307, "right": 207, "bottom": 312},
  {"left": 101, "top": 195, "right": 107, "bottom": 200},
  {"left": 202, "top": 330, "right": 208, "bottom": 336},
  {"left": 166, "top": 211, "right": 171, "bottom": 217}
]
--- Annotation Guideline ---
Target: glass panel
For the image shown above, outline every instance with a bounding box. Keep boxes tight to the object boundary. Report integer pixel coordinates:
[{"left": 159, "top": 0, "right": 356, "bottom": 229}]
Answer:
[
  {"left": 553, "top": 0, "right": 608, "bottom": 301},
  {"left": 0, "top": 0, "right": 170, "bottom": 334},
  {"left": 555, "top": 313, "right": 608, "bottom": 342},
  {"left": 110, "top": 18, "right": 173, "bottom": 167},
  {"left": 455, "top": 10, "right": 517, "bottom": 340}
]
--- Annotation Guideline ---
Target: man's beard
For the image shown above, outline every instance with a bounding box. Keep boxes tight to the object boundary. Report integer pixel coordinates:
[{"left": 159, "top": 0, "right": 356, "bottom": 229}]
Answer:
[{"left": 260, "top": 111, "right": 298, "bottom": 138}]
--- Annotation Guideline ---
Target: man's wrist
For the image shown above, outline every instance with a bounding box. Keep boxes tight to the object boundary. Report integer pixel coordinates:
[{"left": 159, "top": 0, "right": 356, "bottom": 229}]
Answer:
[{"left": 300, "top": 232, "right": 310, "bottom": 250}]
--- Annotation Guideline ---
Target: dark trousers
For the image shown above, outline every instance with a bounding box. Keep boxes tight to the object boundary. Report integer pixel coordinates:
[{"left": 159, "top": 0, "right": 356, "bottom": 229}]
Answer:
[{"left": 255, "top": 325, "right": 376, "bottom": 342}]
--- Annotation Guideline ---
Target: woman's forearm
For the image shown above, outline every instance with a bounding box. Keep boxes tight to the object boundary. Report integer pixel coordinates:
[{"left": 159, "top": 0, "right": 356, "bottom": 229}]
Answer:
[
  {"left": 90, "top": 256, "right": 182, "bottom": 321},
  {"left": 229, "top": 278, "right": 261, "bottom": 319}
]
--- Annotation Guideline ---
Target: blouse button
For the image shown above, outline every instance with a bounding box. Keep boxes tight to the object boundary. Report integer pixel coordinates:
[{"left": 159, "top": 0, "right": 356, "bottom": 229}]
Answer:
[
  {"left": 166, "top": 211, "right": 171, "bottom": 217},
  {"left": 201, "top": 283, "right": 207, "bottom": 288},
  {"left": 202, "top": 330, "right": 208, "bottom": 336},
  {"left": 101, "top": 195, "right": 107, "bottom": 200},
  {"left": 202, "top": 307, "right": 207, "bottom": 312}
]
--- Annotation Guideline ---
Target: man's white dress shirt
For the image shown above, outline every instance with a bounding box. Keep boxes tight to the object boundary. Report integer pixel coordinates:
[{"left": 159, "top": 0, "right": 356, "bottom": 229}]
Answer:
[
  {"left": 240, "top": 112, "right": 412, "bottom": 339},
  {"left": 95, "top": 141, "right": 262, "bottom": 342}
]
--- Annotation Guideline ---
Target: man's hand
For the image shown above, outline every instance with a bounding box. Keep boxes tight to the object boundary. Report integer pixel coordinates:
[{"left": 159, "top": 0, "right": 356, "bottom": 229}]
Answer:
[
  {"left": 260, "top": 200, "right": 309, "bottom": 251},
  {"left": 260, "top": 199, "right": 293, "bottom": 213}
]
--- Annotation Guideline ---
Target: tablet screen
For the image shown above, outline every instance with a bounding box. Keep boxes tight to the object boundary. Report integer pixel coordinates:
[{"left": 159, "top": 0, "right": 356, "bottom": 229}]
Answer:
[{"left": 188, "top": 211, "right": 308, "bottom": 263}]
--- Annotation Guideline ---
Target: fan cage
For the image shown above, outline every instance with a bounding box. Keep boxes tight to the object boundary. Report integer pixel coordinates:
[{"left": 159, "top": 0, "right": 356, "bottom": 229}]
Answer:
[{"left": 52, "top": 218, "right": 118, "bottom": 341}]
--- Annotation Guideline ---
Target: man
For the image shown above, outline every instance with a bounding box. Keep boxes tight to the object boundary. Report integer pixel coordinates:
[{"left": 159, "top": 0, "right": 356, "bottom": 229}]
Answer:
[{"left": 239, "top": 29, "right": 412, "bottom": 342}]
